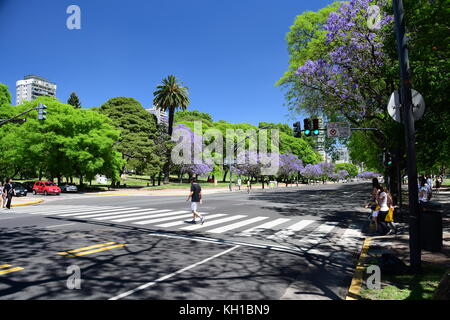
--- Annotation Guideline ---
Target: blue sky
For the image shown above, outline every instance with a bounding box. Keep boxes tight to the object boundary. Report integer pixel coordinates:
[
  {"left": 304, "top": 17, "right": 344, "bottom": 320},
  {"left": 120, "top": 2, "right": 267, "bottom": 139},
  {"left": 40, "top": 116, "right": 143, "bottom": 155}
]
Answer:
[{"left": 0, "top": 0, "right": 334, "bottom": 126}]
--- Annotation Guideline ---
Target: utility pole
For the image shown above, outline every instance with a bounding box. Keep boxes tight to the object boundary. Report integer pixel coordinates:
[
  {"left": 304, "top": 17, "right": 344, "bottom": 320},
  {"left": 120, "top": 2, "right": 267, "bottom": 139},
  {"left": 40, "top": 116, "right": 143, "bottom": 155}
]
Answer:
[{"left": 393, "top": 0, "right": 421, "bottom": 273}]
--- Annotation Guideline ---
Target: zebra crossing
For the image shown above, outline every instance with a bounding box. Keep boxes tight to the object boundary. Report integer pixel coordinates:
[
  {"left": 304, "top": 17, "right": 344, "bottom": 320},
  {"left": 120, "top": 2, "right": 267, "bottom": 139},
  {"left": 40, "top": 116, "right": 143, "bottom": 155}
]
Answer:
[{"left": 15, "top": 205, "right": 363, "bottom": 246}]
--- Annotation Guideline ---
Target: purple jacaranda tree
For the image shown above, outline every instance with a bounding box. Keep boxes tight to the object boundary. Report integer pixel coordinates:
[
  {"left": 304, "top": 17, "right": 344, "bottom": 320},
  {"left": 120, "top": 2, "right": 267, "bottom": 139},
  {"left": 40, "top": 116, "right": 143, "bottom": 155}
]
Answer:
[
  {"left": 301, "top": 164, "right": 323, "bottom": 182},
  {"left": 295, "top": 0, "right": 393, "bottom": 124},
  {"left": 358, "top": 171, "right": 381, "bottom": 180},
  {"left": 172, "top": 124, "right": 212, "bottom": 181},
  {"left": 337, "top": 170, "right": 350, "bottom": 180},
  {"left": 277, "top": 153, "right": 304, "bottom": 186}
]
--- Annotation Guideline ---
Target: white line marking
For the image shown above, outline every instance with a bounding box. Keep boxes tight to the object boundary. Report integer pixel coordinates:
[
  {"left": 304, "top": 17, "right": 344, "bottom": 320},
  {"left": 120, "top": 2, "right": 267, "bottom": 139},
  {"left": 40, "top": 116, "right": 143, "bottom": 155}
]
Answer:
[
  {"left": 298, "top": 222, "right": 339, "bottom": 245},
  {"left": 267, "top": 220, "right": 315, "bottom": 240},
  {"left": 155, "top": 214, "right": 227, "bottom": 228},
  {"left": 207, "top": 216, "right": 269, "bottom": 234},
  {"left": 109, "top": 245, "right": 240, "bottom": 300},
  {"left": 238, "top": 218, "right": 291, "bottom": 237},
  {"left": 29, "top": 207, "right": 111, "bottom": 215},
  {"left": 59, "top": 207, "right": 142, "bottom": 217},
  {"left": 45, "top": 223, "right": 76, "bottom": 228},
  {"left": 93, "top": 210, "right": 174, "bottom": 221},
  {"left": 111, "top": 212, "right": 190, "bottom": 223},
  {"left": 178, "top": 215, "right": 246, "bottom": 230}
]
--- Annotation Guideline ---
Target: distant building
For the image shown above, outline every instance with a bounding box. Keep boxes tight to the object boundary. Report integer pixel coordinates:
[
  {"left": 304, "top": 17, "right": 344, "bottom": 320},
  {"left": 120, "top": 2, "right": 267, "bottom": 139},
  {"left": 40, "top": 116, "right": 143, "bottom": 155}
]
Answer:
[
  {"left": 335, "top": 147, "right": 351, "bottom": 164},
  {"left": 16, "top": 75, "right": 57, "bottom": 105},
  {"left": 146, "top": 106, "right": 168, "bottom": 125},
  {"left": 315, "top": 117, "right": 328, "bottom": 161}
]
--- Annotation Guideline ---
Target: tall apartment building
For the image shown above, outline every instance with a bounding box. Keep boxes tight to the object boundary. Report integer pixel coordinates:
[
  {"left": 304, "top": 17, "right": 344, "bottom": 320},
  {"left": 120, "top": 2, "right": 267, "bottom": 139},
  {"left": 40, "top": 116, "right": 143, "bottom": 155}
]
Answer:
[
  {"left": 146, "top": 106, "right": 168, "bottom": 125},
  {"left": 16, "top": 75, "right": 57, "bottom": 105}
]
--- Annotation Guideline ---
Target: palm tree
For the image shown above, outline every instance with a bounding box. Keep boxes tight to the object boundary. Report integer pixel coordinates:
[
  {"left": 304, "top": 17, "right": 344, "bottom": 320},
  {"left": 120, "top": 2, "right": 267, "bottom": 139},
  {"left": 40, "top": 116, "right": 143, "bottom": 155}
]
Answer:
[
  {"left": 153, "top": 75, "right": 190, "bottom": 183},
  {"left": 153, "top": 75, "right": 190, "bottom": 137}
]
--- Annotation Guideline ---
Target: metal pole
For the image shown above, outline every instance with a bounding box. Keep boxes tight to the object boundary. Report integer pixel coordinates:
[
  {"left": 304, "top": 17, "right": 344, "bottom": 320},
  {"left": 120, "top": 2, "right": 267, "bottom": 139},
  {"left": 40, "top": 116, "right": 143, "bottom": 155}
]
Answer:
[
  {"left": 229, "top": 161, "right": 232, "bottom": 192},
  {"left": 393, "top": 0, "right": 421, "bottom": 273}
]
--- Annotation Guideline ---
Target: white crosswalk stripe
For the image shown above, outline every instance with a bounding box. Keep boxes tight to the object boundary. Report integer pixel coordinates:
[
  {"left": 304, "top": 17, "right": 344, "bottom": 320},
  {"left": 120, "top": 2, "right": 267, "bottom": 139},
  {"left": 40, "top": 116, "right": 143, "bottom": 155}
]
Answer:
[
  {"left": 65, "top": 208, "right": 155, "bottom": 219},
  {"left": 207, "top": 216, "right": 269, "bottom": 234},
  {"left": 92, "top": 210, "right": 172, "bottom": 220},
  {"left": 297, "top": 222, "right": 339, "bottom": 245},
  {"left": 155, "top": 214, "right": 227, "bottom": 228},
  {"left": 29, "top": 206, "right": 115, "bottom": 215},
  {"left": 110, "top": 211, "right": 190, "bottom": 223},
  {"left": 267, "top": 220, "right": 315, "bottom": 240},
  {"left": 117, "top": 212, "right": 193, "bottom": 224},
  {"left": 237, "top": 218, "right": 291, "bottom": 237},
  {"left": 178, "top": 215, "right": 247, "bottom": 230},
  {"left": 59, "top": 207, "right": 142, "bottom": 217}
]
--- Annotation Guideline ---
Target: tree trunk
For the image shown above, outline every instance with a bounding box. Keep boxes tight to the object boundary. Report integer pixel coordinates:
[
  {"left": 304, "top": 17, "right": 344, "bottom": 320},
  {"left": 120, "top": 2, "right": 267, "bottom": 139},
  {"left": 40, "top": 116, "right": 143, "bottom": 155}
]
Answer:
[
  {"left": 222, "top": 170, "right": 228, "bottom": 182},
  {"left": 158, "top": 173, "right": 162, "bottom": 186}
]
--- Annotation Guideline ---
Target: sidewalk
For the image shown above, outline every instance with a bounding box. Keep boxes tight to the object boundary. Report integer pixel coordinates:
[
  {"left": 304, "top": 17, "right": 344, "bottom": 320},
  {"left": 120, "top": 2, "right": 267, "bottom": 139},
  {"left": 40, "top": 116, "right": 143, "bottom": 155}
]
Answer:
[
  {"left": 347, "top": 190, "right": 450, "bottom": 300},
  {"left": 8, "top": 196, "right": 45, "bottom": 207}
]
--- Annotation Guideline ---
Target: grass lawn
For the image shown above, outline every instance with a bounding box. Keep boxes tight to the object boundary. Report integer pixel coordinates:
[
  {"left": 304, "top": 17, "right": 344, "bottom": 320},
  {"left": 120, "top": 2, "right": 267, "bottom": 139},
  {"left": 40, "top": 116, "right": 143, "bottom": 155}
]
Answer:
[{"left": 360, "top": 264, "right": 446, "bottom": 300}]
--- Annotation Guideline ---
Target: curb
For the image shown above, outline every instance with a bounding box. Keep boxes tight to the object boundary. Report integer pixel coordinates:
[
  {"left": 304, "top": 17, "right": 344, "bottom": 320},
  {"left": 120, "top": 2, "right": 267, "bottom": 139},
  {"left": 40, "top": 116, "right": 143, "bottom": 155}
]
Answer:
[
  {"left": 346, "top": 237, "right": 372, "bottom": 300},
  {"left": 11, "top": 200, "right": 44, "bottom": 207}
]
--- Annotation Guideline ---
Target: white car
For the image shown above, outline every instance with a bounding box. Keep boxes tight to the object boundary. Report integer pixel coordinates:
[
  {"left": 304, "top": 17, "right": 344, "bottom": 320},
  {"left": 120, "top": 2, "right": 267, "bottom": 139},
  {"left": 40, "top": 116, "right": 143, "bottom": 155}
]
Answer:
[{"left": 60, "top": 183, "right": 78, "bottom": 193}]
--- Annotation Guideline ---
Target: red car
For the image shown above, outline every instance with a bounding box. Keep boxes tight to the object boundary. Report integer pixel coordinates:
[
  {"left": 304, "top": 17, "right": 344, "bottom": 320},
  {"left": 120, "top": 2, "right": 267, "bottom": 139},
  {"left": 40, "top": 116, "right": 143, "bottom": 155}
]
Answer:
[{"left": 32, "top": 181, "right": 61, "bottom": 196}]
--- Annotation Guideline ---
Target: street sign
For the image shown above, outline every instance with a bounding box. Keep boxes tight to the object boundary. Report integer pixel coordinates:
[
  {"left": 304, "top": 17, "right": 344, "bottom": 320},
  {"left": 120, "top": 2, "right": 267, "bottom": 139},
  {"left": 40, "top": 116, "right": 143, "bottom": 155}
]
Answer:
[
  {"left": 327, "top": 122, "right": 351, "bottom": 138},
  {"left": 388, "top": 89, "right": 425, "bottom": 123}
]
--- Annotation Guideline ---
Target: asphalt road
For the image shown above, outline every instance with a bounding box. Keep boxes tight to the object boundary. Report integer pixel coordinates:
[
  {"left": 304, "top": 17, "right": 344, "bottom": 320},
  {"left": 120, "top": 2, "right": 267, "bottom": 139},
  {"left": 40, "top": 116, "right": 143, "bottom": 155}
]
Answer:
[{"left": 0, "top": 182, "right": 372, "bottom": 300}]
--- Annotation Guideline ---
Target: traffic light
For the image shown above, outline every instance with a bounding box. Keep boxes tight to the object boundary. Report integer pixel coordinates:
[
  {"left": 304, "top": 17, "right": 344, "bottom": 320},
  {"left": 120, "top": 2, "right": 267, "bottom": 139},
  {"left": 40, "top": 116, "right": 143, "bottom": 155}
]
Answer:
[
  {"left": 303, "top": 118, "right": 311, "bottom": 136},
  {"left": 312, "top": 118, "right": 320, "bottom": 135},
  {"left": 293, "top": 122, "right": 302, "bottom": 138},
  {"left": 384, "top": 152, "right": 393, "bottom": 167},
  {"left": 37, "top": 103, "right": 47, "bottom": 121}
]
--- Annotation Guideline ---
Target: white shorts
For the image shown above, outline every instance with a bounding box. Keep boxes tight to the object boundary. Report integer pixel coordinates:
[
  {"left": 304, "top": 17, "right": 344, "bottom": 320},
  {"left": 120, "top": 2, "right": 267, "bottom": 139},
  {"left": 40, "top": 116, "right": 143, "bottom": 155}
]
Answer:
[{"left": 191, "top": 202, "right": 199, "bottom": 211}]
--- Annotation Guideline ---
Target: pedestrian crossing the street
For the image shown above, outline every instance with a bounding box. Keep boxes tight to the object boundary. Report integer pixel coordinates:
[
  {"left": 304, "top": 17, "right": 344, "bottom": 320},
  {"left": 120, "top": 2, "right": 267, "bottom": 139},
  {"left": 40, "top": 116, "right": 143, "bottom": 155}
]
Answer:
[{"left": 13, "top": 205, "right": 363, "bottom": 248}]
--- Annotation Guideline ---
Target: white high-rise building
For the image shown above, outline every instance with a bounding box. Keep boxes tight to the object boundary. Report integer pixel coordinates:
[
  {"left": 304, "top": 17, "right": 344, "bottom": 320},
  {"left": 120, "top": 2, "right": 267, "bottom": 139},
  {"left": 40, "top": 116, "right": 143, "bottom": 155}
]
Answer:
[
  {"left": 146, "top": 106, "right": 168, "bottom": 125},
  {"left": 16, "top": 75, "right": 57, "bottom": 105}
]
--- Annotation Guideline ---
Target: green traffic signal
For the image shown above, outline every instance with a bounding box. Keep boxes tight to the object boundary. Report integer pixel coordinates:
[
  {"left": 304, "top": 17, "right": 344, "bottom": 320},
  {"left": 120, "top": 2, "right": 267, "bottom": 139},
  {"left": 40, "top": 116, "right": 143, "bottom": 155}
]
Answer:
[
  {"left": 304, "top": 129, "right": 311, "bottom": 136},
  {"left": 313, "top": 129, "right": 320, "bottom": 135}
]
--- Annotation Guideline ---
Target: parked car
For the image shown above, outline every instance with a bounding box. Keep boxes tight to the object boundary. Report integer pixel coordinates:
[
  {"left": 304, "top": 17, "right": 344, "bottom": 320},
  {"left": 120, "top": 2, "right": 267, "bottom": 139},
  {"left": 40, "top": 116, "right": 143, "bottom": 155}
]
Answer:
[
  {"left": 59, "top": 183, "right": 78, "bottom": 193},
  {"left": 23, "top": 181, "right": 36, "bottom": 192},
  {"left": 32, "top": 181, "right": 61, "bottom": 195},
  {"left": 11, "top": 182, "right": 28, "bottom": 197}
]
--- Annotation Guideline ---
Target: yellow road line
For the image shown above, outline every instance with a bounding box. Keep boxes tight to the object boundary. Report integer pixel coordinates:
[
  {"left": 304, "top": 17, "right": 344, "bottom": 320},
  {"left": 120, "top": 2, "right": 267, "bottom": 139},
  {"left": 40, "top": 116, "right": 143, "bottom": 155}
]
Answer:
[
  {"left": 346, "top": 237, "right": 372, "bottom": 300},
  {"left": 58, "top": 242, "right": 117, "bottom": 255},
  {"left": 11, "top": 200, "right": 44, "bottom": 207},
  {"left": 0, "top": 264, "right": 12, "bottom": 269},
  {"left": 0, "top": 267, "right": 24, "bottom": 275},
  {"left": 66, "top": 244, "right": 127, "bottom": 258}
]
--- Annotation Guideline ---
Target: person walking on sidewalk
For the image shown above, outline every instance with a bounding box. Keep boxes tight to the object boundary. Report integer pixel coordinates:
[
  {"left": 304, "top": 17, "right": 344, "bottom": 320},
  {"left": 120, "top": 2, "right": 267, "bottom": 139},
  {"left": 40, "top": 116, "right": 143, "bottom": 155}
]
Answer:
[
  {"left": 186, "top": 178, "right": 204, "bottom": 224},
  {"left": 4, "top": 178, "right": 16, "bottom": 210},
  {"left": 0, "top": 182, "right": 5, "bottom": 209},
  {"left": 247, "top": 179, "right": 251, "bottom": 194}
]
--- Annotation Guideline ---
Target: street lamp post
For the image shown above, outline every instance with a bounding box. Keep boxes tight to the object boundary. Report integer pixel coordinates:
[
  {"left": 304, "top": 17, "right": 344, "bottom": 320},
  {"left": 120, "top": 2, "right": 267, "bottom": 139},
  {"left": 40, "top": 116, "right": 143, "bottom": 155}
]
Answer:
[{"left": 393, "top": 0, "right": 421, "bottom": 273}]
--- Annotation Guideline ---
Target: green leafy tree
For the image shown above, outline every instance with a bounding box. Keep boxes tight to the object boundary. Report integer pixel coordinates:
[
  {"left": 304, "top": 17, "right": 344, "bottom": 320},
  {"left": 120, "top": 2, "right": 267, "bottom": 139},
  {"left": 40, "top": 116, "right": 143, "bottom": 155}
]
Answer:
[
  {"left": 0, "top": 97, "right": 124, "bottom": 185},
  {"left": 67, "top": 92, "right": 82, "bottom": 108},
  {"left": 0, "top": 83, "right": 12, "bottom": 107},
  {"left": 335, "top": 162, "right": 359, "bottom": 178},
  {"left": 99, "top": 97, "right": 165, "bottom": 182}
]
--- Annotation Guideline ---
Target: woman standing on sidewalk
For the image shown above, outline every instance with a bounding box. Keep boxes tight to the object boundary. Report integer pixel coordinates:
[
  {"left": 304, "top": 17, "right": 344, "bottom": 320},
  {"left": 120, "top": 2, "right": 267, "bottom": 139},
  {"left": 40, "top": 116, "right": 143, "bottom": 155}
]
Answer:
[
  {"left": 376, "top": 186, "right": 390, "bottom": 235},
  {"left": 0, "top": 182, "right": 5, "bottom": 208},
  {"left": 3, "top": 178, "right": 16, "bottom": 210}
]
